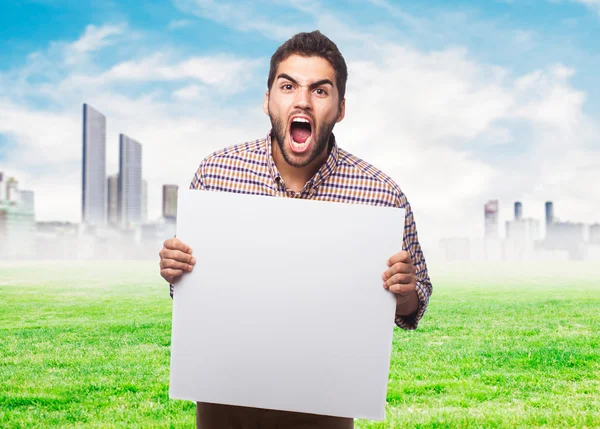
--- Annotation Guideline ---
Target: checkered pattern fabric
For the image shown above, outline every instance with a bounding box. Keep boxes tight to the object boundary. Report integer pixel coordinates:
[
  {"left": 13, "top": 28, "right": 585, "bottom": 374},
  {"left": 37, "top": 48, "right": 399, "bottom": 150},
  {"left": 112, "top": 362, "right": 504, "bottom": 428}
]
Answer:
[{"left": 170, "top": 131, "right": 432, "bottom": 330}]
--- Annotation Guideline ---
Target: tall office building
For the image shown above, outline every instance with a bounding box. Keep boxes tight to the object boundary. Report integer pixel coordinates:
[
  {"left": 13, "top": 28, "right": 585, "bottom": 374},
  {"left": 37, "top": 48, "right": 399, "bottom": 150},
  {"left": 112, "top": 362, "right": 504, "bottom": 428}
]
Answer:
[
  {"left": 514, "top": 201, "right": 523, "bottom": 221},
  {"left": 118, "top": 134, "right": 142, "bottom": 227},
  {"left": 545, "top": 201, "right": 554, "bottom": 226},
  {"left": 484, "top": 200, "right": 499, "bottom": 238},
  {"left": 162, "top": 184, "right": 178, "bottom": 221},
  {"left": 545, "top": 201, "right": 554, "bottom": 238},
  {"left": 142, "top": 180, "right": 148, "bottom": 224},
  {"left": 82, "top": 103, "right": 107, "bottom": 226},
  {"left": 107, "top": 174, "right": 119, "bottom": 226},
  {"left": 590, "top": 224, "right": 600, "bottom": 245}
]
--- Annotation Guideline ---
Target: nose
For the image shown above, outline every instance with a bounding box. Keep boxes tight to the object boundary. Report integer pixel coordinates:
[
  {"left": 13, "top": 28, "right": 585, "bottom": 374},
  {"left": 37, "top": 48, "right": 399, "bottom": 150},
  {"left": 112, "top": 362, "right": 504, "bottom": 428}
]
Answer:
[{"left": 293, "top": 86, "right": 312, "bottom": 111}]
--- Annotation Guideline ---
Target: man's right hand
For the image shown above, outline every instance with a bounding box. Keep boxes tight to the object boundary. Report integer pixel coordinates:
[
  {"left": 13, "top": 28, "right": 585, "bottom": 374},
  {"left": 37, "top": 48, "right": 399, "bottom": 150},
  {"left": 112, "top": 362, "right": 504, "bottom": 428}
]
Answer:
[{"left": 159, "top": 237, "right": 196, "bottom": 284}]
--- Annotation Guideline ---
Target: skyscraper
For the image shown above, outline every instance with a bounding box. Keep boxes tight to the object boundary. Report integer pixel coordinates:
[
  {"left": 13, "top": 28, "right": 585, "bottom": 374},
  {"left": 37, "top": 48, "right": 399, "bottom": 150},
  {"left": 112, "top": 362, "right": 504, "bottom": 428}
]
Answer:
[
  {"left": 162, "top": 184, "right": 178, "bottom": 221},
  {"left": 107, "top": 174, "right": 119, "bottom": 226},
  {"left": 484, "top": 200, "right": 499, "bottom": 238},
  {"left": 590, "top": 224, "right": 600, "bottom": 245},
  {"left": 82, "top": 103, "right": 107, "bottom": 226},
  {"left": 545, "top": 201, "right": 554, "bottom": 238},
  {"left": 514, "top": 201, "right": 522, "bottom": 221},
  {"left": 545, "top": 201, "right": 554, "bottom": 226},
  {"left": 118, "top": 134, "right": 142, "bottom": 227},
  {"left": 142, "top": 180, "right": 148, "bottom": 224}
]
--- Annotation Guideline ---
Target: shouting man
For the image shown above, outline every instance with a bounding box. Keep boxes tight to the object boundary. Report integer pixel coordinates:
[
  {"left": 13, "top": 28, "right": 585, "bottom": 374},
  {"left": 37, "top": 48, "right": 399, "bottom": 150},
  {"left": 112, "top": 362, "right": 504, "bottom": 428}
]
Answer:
[{"left": 159, "top": 30, "right": 433, "bottom": 429}]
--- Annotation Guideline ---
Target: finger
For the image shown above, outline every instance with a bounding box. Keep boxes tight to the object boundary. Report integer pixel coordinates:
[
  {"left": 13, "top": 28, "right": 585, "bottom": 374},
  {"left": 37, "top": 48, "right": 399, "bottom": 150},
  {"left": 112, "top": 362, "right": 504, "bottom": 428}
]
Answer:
[
  {"left": 161, "top": 248, "right": 196, "bottom": 265},
  {"left": 382, "top": 262, "right": 413, "bottom": 280},
  {"left": 160, "top": 259, "right": 194, "bottom": 272},
  {"left": 164, "top": 238, "right": 193, "bottom": 254},
  {"left": 384, "top": 273, "right": 414, "bottom": 288},
  {"left": 388, "top": 282, "right": 414, "bottom": 294},
  {"left": 387, "top": 250, "right": 411, "bottom": 267},
  {"left": 161, "top": 268, "right": 184, "bottom": 283}
]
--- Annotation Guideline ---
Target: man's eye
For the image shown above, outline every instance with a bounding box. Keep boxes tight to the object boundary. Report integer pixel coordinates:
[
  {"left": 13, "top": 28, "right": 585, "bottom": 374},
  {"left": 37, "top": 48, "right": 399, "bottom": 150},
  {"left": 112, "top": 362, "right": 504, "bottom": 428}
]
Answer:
[
  {"left": 282, "top": 84, "right": 293, "bottom": 91},
  {"left": 315, "top": 88, "right": 328, "bottom": 95}
]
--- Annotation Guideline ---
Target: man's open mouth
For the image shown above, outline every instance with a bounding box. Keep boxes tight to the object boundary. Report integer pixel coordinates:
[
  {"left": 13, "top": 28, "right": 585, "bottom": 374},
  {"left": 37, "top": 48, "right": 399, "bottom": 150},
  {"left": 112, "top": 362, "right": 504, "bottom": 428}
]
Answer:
[{"left": 289, "top": 116, "right": 313, "bottom": 153}]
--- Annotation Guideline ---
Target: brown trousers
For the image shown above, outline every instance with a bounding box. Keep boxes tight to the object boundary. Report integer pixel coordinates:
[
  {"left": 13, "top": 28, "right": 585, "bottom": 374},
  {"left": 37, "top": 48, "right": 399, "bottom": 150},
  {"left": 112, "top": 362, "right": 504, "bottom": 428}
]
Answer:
[{"left": 196, "top": 402, "right": 354, "bottom": 429}]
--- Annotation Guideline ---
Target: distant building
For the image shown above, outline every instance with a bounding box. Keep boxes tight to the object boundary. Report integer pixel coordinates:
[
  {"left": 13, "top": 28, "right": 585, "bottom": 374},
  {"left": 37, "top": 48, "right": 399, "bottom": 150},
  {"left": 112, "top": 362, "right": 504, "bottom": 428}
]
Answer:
[
  {"left": 484, "top": 200, "right": 499, "bottom": 239},
  {"left": 544, "top": 220, "right": 586, "bottom": 260},
  {"left": 0, "top": 178, "right": 35, "bottom": 258},
  {"left": 590, "top": 224, "right": 600, "bottom": 245},
  {"left": 0, "top": 172, "right": 5, "bottom": 201},
  {"left": 548, "top": 221, "right": 585, "bottom": 243},
  {"left": 82, "top": 103, "right": 107, "bottom": 226},
  {"left": 163, "top": 184, "right": 178, "bottom": 221},
  {"left": 505, "top": 202, "right": 539, "bottom": 243},
  {"left": 545, "top": 201, "right": 554, "bottom": 232},
  {"left": 506, "top": 218, "right": 540, "bottom": 242},
  {"left": 142, "top": 179, "right": 148, "bottom": 224},
  {"left": 118, "top": 134, "right": 142, "bottom": 227},
  {"left": 7, "top": 177, "right": 19, "bottom": 204},
  {"left": 514, "top": 201, "right": 523, "bottom": 221},
  {"left": 505, "top": 213, "right": 540, "bottom": 261},
  {"left": 107, "top": 174, "right": 119, "bottom": 226},
  {"left": 19, "top": 190, "right": 35, "bottom": 214},
  {"left": 36, "top": 221, "right": 79, "bottom": 235}
]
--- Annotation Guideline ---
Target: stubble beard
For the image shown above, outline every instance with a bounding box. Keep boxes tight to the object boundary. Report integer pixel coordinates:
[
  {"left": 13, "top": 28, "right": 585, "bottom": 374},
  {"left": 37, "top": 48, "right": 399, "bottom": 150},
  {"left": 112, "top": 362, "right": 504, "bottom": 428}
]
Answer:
[{"left": 269, "top": 108, "right": 337, "bottom": 168}]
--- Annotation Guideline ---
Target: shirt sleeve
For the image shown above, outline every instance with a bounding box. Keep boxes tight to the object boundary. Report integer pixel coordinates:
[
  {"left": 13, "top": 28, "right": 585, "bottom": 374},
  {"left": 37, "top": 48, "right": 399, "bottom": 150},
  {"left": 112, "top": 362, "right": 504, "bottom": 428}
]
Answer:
[
  {"left": 395, "top": 196, "right": 432, "bottom": 330},
  {"left": 170, "top": 164, "right": 207, "bottom": 299}
]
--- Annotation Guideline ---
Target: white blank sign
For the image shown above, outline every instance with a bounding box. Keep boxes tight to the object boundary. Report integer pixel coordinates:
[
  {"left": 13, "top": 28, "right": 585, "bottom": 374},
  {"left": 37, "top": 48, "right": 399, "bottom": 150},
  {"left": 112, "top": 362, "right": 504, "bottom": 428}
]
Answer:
[{"left": 169, "top": 190, "right": 405, "bottom": 421}]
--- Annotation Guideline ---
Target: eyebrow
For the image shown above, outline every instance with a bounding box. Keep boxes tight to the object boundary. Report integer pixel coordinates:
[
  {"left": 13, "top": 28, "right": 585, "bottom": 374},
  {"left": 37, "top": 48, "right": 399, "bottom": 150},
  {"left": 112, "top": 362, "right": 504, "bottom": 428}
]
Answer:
[{"left": 277, "top": 73, "right": 334, "bottom": 90}]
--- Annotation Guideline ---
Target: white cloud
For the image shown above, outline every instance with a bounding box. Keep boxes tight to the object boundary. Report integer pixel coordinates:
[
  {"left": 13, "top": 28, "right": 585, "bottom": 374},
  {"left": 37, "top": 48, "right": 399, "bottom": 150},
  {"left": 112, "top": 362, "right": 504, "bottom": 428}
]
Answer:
[
  {"left": 168, "top": 19, "right": 192, "bottom": 30},
  {"left": 572, "top": 0, "right": 600, "bottom": 14},
  {"left": 97, "top": 52, "right": 263, "bottom": 92},
  {"left": 65, "top": 23, "right": 127, "bottom": 65},
  {"left": 512, "top": 30, "right": 536, "bottom": 50},
  {"left": 173, "top": 84, "right": 203, "bottom": 100},
  {"left": 366, "top": 0, "right": 428, "bottom": 32},
  {"left": 173, "top": 0, "right": 302, "bottom": 40}
]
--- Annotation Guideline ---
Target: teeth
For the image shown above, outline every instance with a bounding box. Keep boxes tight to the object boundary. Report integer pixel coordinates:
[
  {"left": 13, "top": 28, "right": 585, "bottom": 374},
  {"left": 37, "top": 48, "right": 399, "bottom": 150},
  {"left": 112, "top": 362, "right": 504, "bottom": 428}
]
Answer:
[{"left": 292, "top": 118, "right": 309, "bottom": 123}]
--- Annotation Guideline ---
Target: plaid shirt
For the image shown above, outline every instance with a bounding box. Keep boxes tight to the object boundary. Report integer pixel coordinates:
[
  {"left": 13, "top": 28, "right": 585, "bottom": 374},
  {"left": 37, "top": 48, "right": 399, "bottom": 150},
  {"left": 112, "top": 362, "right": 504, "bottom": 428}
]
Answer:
[{"left": 171, "top": 131, "right": 432, "bottom": 330}]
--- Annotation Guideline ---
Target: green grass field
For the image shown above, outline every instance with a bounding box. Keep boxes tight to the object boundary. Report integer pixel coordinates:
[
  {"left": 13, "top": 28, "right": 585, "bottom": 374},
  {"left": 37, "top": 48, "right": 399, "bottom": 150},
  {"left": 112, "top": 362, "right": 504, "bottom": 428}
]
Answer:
[{"left": 1, "top": 260, "right": 599, "bottom": 428}]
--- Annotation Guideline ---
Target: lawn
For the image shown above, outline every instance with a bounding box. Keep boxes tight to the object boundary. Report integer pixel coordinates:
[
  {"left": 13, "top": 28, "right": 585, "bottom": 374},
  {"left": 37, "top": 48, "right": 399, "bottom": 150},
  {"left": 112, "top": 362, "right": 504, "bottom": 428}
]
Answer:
[{"left": 1, "top": 260, "right": 599, "bottom": 428}]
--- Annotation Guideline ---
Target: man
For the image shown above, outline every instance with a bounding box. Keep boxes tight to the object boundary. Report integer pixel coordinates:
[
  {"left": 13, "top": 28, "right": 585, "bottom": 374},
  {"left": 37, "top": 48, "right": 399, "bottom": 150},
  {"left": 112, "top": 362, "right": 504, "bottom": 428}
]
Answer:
[{"left": 159, "top": 30, "right": 432, "bottom": 429}]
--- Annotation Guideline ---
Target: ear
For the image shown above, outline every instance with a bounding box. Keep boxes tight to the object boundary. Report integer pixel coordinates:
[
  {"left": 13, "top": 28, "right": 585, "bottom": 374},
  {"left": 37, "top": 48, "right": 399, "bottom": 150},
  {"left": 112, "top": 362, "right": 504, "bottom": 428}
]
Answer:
[
  {"left": 262, "top": 91, "right": 269, "bottom": 116},
  {"left": 336, "top": 98, "right": 346, "bottom": 123}
]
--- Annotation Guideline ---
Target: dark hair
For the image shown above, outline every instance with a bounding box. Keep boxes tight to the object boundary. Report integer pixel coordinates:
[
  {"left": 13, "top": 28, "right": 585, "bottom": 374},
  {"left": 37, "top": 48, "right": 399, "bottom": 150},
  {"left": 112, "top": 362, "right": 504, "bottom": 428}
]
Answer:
[{"left": 267, "top": 30, "right": 348, "bottom": 103}]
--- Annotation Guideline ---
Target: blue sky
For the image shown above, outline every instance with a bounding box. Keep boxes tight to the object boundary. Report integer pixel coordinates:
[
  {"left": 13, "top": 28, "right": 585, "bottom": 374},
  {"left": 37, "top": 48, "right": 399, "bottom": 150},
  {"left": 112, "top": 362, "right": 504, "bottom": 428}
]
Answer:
[
  {"left": 2, "top": 0, "right": 599, "bottom": 92},
  {"left": 1, "top": 0, "right": 599, "bottom": 251}
]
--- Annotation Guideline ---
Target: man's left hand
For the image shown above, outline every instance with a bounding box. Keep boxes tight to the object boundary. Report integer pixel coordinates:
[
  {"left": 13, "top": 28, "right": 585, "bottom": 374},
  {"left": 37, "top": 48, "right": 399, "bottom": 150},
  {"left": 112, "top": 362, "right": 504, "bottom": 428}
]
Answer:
[{"left": 382, "top": 250, "right": 418, "bottom": 315}]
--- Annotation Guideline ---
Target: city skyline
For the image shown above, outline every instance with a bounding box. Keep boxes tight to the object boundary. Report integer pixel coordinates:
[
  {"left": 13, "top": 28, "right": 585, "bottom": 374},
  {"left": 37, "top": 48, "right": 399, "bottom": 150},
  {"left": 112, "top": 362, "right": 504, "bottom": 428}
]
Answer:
[
  {"left": 2, "top": 99, "right": 599, "bottom": 245},
  {"left": 3, "top": 165, "right": 600, "bottom": 261}
]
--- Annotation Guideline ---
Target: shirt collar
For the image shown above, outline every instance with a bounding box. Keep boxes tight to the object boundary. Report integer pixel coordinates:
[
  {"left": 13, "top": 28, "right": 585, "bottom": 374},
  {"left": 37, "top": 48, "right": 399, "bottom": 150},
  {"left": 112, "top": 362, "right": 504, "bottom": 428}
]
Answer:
[{"left": 265, "top": 130, "right": 340, "bottom": 192}]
